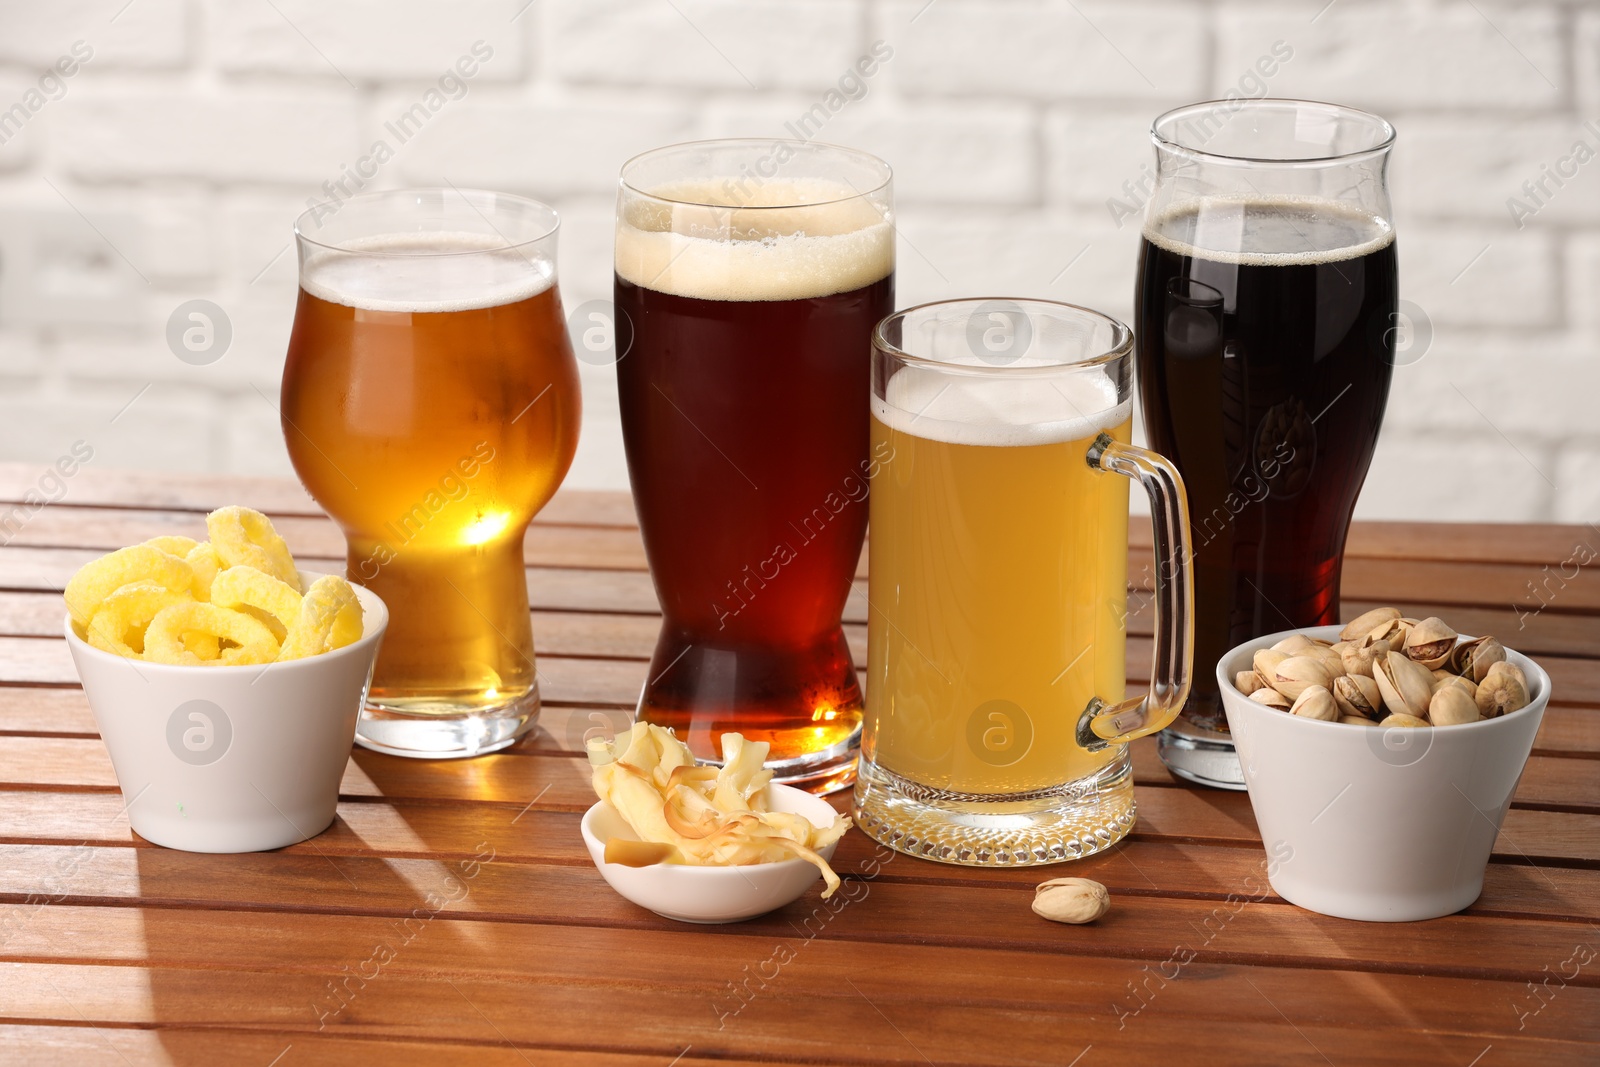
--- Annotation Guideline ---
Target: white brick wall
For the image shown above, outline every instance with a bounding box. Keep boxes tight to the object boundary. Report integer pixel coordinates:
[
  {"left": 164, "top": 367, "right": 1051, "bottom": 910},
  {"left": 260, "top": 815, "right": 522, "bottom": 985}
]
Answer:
[{"left": 0, "top": 0, "right": 1594, "bottom": 524}]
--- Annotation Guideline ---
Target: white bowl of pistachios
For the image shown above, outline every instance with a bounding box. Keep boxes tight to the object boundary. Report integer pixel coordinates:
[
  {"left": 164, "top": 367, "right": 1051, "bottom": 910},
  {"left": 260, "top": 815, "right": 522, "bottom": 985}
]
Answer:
[{"left": 1218, "top": 609, "right": 1549, "bottom": 923}]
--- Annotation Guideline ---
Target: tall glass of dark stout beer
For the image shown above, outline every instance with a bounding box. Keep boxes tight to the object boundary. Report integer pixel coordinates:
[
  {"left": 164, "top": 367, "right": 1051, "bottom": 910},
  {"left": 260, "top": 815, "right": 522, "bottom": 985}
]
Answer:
[
  {"left": 614, "top": 140, "right": 894, "bottom": 793},
  {"left": 1135, "top": 100, "right": 1398, "bottom": 788},
  {"left": 284, "top": 189, "right": 581, "bottom": 759}
]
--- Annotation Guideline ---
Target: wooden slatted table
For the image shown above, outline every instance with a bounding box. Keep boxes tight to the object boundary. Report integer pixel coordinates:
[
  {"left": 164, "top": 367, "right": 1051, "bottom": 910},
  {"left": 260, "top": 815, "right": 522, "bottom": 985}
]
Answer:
[{"left": 1, "top": 464, "right": 1596, "bottom": 1066}]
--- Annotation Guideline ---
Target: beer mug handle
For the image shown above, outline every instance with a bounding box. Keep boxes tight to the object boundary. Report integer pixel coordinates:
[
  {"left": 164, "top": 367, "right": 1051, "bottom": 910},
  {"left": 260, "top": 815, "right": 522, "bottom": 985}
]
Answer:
[{"left": 1079, "top": 433, "right": 1194, "bottom": 747}]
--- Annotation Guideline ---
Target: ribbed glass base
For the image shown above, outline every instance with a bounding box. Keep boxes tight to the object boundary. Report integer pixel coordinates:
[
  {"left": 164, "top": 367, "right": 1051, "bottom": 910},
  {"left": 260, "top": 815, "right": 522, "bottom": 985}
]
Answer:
[{"left": 851, "top": 750, "right": 1136, "bottom": 866}]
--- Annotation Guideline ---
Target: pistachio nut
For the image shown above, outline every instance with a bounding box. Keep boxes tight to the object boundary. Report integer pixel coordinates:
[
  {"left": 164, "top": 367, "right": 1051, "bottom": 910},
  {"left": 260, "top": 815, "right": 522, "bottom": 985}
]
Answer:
[
  {"left": 1253, "top": 648, "right": 1290, "bottom": 679},
  {"left": 1332, "top": 674, "right": 1381, "bottom": 719},
  {"left": 1475, "top": 661, "right": 1530, "bottom": 719},
  {"left": 1272, "top": 633, "right": 1320, "bottom": 655},
  {"left": 1033, "top": 877, "right": 1110, "bottom": 924},
  {"left": 1379, "top": 713, "right": 1431, "bottom": 729},
  {"left": 1340, "top": 606, "right": 1401, "bottom": 642},
  {"left": 1338, "top": 715, "right": 1375, "bottom": 725},
  {"left": 1340, "top": 641, "right": 1379, "bottom": 678},
  {"left": 1403, "top": 616, "right": 1458, "bottom": 668},
  {"left": 1304, "top": 644, "right": 1346, "bottom": 678},
  {"left": 1249, "top": 687, "right": 1292, "bottom": 710},
  {"left": 1365, "top": 618, "right": 1410, "bottom": 653},
  {"left": 1450, "top": 636, "right": 1506, "bottom": 683},
  {"left": 1373, "top": 650, "right": 1433, "bottom": 719},
  {"left": 1269, "top": 655, "right": 1335, "bottom": 701},
  {"left": 1290, "top": 684, "right": 1339, "bottom": 721},
  {"left": 1329, "top": 640, "right": 1353, "bottom": 654},
  {"left": 1235, "top": 669, "right": 1266, "bottom": 694},
  {"left": 1428, "top": 685, "right": 1481, "bottom": 726},
  {"left": 1431, "top": 673, "right": 1477, "bottom": 700}
]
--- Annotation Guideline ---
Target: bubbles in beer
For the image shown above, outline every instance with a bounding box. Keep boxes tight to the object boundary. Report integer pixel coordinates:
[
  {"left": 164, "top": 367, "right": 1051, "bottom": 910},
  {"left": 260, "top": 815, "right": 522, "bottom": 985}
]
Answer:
[
  {"left": 300, "top": 232, "right": 554, "bottom": 314},
  {"left": 1143, "top": 195, "right": 1393, "bottom": 267},
  {"left": 614, "top": 179, "right": 894, "bottom": 302}
]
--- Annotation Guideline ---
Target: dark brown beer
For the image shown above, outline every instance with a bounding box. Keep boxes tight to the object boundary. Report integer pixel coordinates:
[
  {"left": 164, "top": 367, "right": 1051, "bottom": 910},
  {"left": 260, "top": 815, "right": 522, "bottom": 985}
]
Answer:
[
  {"left": 614, "top": 186, "right": 893, "bottom": 787},
  {"left": 1135, "top": 197, "right": 1397, "bottom": 728}
]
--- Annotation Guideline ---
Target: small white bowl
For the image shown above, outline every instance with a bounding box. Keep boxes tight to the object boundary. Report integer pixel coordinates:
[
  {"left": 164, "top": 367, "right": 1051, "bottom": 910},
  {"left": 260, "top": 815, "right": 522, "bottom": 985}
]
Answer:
[
  {"left": 581, "top": 782, "right": 844, "bottom": 923},
  {"left": 65, "top": 570, "right": 387, "bottom": 854},
  {"left": 1220, "top": 624, "right": 1549, "bottom": 922}
]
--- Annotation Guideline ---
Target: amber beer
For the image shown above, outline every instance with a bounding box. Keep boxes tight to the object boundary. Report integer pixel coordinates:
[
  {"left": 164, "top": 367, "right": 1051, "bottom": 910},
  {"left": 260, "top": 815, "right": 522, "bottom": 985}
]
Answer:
[
  {"left": 614, "top": 141, "right": 894, "bottom": 791},
  {"left": 866, "top": 369, "right": 1132, "bottom": 795},
  {"left": 283, "top": 192, "right": 580, "bottom": 758}
]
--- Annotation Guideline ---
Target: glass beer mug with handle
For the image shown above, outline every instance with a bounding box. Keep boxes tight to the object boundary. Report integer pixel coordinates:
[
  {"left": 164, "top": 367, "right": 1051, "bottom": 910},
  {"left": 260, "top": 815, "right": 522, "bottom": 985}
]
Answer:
[
  {"left": 282, "top": 188, "right": 581, "bottom": 759},
  {"left": 854, "top": 299, "right": 1193, "bottom": 866},
  {"left": 1135, "top": 100, "right": 1398, "bottom": 790}
]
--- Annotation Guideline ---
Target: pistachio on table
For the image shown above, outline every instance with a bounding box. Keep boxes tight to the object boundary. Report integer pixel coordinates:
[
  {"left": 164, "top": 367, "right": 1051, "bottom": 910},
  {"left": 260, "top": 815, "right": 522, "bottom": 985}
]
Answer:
[
  {"left": 1232, "top": 607, "right": 1533, "bottom": 729},
  {"left": 1033, "top": 877, "right": 1110, "bottom": 924}
]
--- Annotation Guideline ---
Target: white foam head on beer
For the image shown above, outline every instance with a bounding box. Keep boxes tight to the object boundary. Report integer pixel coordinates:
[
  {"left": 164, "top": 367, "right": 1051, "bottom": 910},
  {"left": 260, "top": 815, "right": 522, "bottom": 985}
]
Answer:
[
  {"left": 1143, "top": 194, "right": 1394, "bottom": 267},
  {"left": 875, "top": 362, "right": 1130, "bottom": 447},
  {"left": 615, "top": 179, "right": 894, "bottom": 301},
  {"left": 300, "top": 232, "right": 554, "bottom": 313}
]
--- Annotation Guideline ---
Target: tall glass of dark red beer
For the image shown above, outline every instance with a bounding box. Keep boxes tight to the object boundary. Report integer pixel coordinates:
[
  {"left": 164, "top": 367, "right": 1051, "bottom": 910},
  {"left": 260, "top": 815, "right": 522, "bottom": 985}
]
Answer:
[
  {"left": 1135, "top": 100, "right": 1398, "bottom": 789},
  {"left": 614, "top": 140, "right": 894, "bottom": 793}
]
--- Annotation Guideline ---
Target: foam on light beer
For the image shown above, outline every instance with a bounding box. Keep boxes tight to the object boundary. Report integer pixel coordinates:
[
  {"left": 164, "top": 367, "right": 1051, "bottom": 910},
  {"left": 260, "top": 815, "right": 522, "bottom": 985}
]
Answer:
[
  {"left": 300, "top": 232, "right": 554, "bottom": 314},
  {"left": 614, "top": 179, "right": 894, "bottom": 301},
  {"left": 874, "top": 363, "right": 1131, "bottom": 447}
]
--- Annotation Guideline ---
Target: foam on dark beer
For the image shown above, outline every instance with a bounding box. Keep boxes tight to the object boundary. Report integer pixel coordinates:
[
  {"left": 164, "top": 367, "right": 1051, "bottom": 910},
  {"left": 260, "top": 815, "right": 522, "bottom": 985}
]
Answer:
[
  {"left": 614, "top": 179, "right": 894, "bottom": 302},
  {"left": 1142, "top": 194, "right": 1394, "bottom": 267}
]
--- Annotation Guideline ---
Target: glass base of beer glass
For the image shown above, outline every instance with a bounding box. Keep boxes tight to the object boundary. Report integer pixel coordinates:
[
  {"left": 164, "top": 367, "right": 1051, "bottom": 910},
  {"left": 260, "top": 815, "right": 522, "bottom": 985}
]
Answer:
[
  {"left": 1156, "top": 716, "right": 1246, "bottom": 791},
  {"left": 354, "top": 688, "right": 540, "bottom": 760},
  {"left": 851, "top": 751, "right": 1137, "bottom": 867},
  {"left": 635, "top": 628, "right": 864, "bottom": 795}
]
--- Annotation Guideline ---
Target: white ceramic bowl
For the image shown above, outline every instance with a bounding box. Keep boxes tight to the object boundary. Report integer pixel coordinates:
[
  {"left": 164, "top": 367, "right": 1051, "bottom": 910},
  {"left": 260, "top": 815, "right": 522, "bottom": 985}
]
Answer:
[
  {"left": 1219, "top": 624, "right": 1549, "bottom": 922},
  {"left": 581, "top": 783, "right": 844, "bottom": 923},
  {"left": 65, "top": 570, "right": 387, "bottom": 854}
]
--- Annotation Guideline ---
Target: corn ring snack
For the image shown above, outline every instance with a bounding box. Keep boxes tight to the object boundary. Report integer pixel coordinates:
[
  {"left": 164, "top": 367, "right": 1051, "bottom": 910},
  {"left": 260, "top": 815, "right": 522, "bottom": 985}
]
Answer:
[
  {"left": 210, "top": 565, "right": 302, "bottom": 640},
  {"left": 185, "top": 542, "right": 222, "bottom": 601},
  {"left": 84, "top": 581, "right": 193, "bottom": 658},
  {"left": 206, "top": 506, "right": 300, "bottom": 591},
  {"left": 278, "top": 575, "right": 363, "bottom": 660},
  {"left": 144, "top": 602, "right": 279, "bottom": 666},
  {"left": 64, "top": 545, "right": 194, "bottom": 627},
  {"left": 143, "top": 535, "right": 199, "bottom": 558},
  {"left": 184, "top": 631, "right": 222, "bottom": 660}
]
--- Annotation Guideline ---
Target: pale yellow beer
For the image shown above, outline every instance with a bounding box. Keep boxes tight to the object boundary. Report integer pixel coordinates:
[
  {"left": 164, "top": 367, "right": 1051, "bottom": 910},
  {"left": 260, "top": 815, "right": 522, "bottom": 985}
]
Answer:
[{"left": 864, "top": 367, "right": 1132, "bottom": 795}]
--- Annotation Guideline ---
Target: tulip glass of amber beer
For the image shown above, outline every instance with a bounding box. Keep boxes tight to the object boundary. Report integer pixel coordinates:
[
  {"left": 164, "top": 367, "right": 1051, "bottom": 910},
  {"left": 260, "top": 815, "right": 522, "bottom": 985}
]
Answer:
[
  {"left": 854, "top": 299, "right": 1194, "bottom": 865},
  {"left": 615, "top": 140, "right": 894, "bottom": 792},
  {"left": 1135, "top": 101, "right": 1398, "bottom": 789},
  {"left": 283, "top": 189, "right": 581, "bottom": 758}
]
